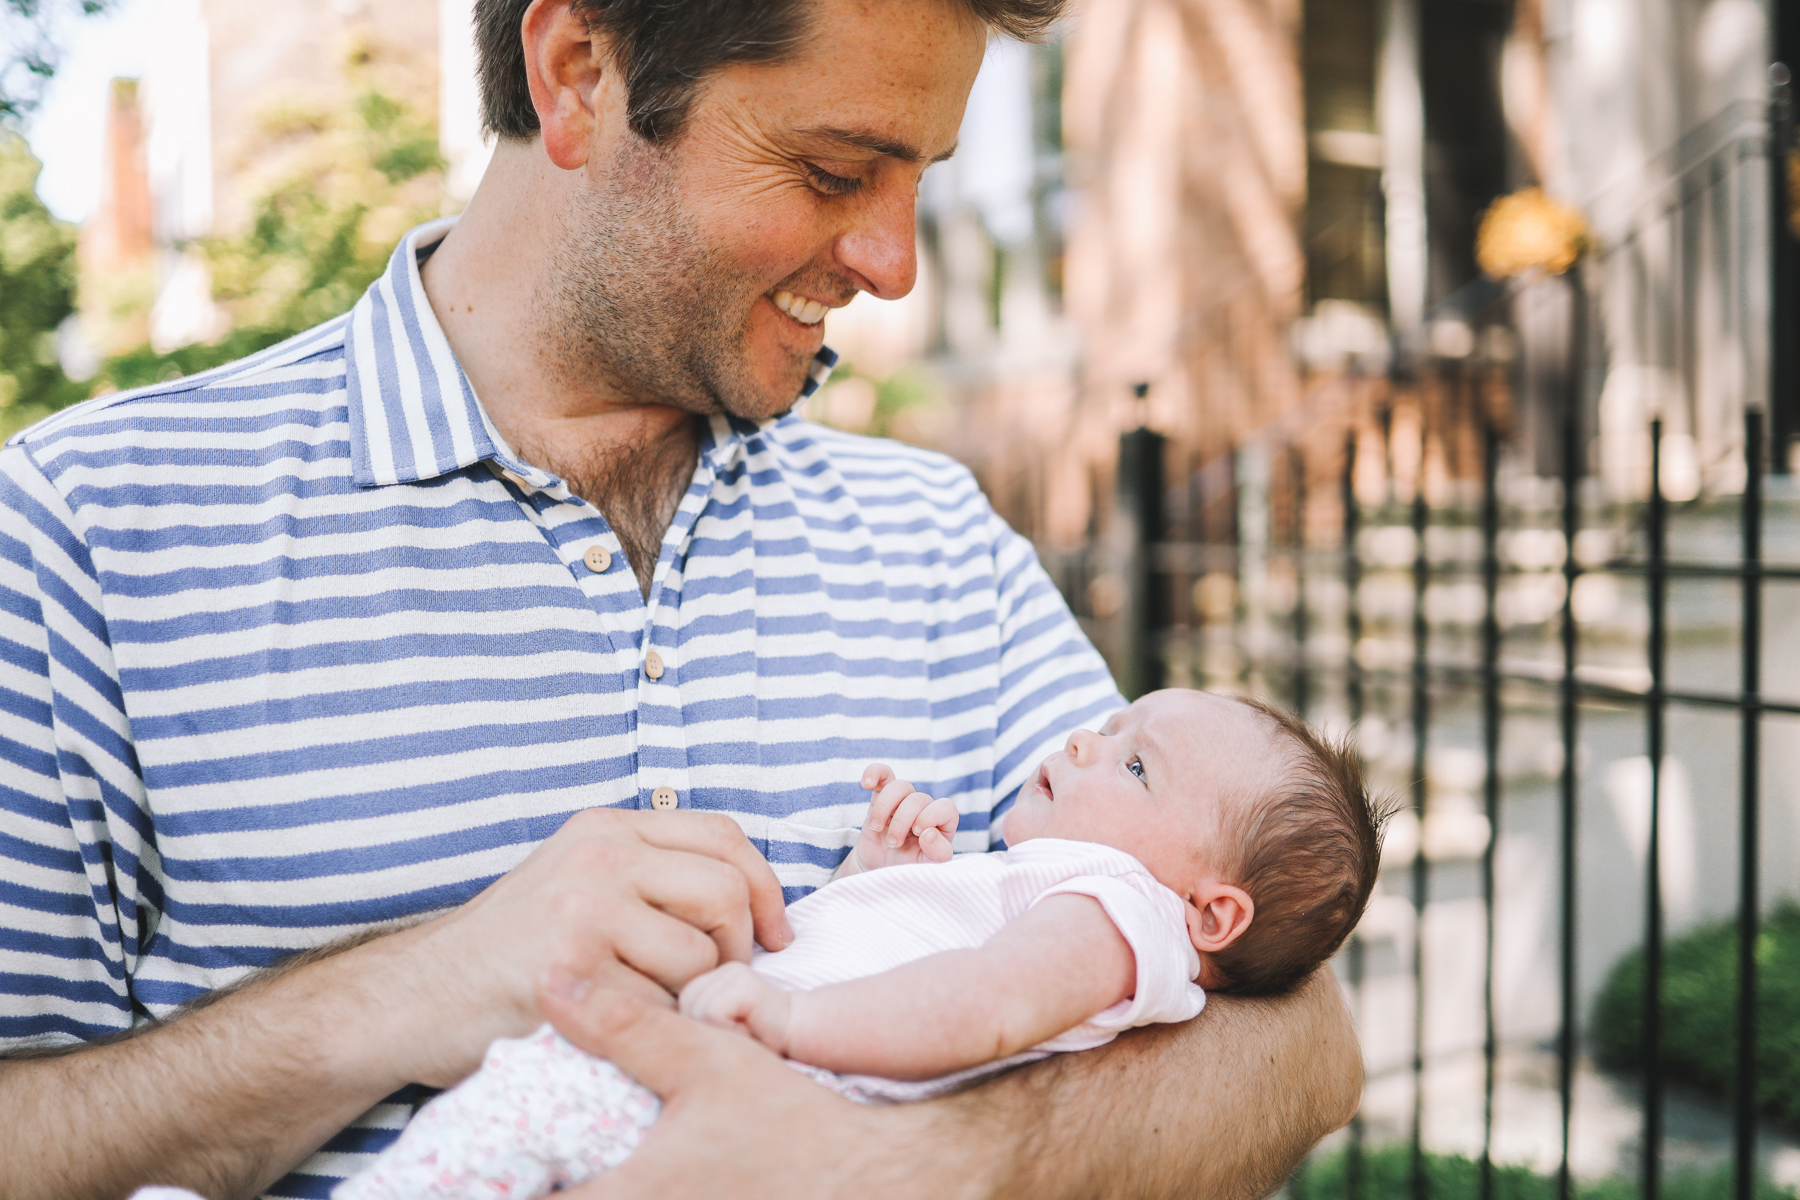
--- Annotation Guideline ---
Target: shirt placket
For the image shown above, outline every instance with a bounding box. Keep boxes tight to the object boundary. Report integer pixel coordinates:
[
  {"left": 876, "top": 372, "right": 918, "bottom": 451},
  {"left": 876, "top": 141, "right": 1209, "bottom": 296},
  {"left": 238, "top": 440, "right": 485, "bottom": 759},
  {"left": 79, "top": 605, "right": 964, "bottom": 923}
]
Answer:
[{"left": 633, "top": 424, "right": 738, "bottom": 813}]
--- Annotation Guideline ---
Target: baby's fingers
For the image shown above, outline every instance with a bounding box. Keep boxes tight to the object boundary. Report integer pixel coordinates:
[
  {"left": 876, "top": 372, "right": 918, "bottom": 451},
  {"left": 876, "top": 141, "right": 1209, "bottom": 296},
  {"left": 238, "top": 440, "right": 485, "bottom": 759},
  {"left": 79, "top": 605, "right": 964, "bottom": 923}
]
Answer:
[
  {"left": 861, "top": 763, "right": 896, "bottom": 793},
  {"left": 918, "top": 795, "right": 960, "bottom": 840},
  {"left": 867, "top": 776, "right": 916, "bottom": 836},
  {"left": 918, "top": 825, "right": 953, "bottom": 863},
  {"left": 887, "top": 790, "right": 939, "bottom": 848}
]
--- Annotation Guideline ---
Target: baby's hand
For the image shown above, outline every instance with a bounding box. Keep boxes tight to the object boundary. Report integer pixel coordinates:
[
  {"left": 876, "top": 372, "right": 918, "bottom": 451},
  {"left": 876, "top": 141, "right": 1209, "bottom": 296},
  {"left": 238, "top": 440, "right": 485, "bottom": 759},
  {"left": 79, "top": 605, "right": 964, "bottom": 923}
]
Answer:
[
  {"left": 679, "top": 961, "right": 794, "bottom": 1055},
  {"left": 850, "top": 764, "right": 959, "bottom": 873}
]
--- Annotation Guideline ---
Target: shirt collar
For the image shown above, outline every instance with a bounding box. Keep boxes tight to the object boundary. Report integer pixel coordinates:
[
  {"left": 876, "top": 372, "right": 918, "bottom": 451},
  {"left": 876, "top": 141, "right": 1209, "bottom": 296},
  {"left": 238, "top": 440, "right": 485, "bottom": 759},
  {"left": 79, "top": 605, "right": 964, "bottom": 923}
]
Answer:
[{"left": 344, "top": 218, "right": 839, "bottom": 488}]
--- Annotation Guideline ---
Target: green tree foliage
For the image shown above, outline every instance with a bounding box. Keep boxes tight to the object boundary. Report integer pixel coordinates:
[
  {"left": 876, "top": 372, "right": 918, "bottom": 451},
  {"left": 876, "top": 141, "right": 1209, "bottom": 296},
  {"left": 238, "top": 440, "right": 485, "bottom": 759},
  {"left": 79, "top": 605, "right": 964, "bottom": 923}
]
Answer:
[
  {"left": 1291, "top": 1144, "right": 1797, "bottom": 1200},
  {"left": 95, "top": 70, "right": 446, "bottom": 394},
  {"left": 1593, "top": 902, "right": 1800, "bottom": 1125},
  {"left": 1, "top": 0, "right": 114, "bottom": 123},
  {"left": 0, "top": 131, "right": 84, "bottom": 436}
]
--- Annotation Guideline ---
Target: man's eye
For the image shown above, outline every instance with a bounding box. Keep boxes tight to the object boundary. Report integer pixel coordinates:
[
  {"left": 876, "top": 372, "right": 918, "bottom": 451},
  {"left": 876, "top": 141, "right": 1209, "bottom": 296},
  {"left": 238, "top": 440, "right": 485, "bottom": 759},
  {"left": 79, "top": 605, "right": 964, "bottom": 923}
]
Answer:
[
  {"left": 1127, "top": 756, "right": 1146, "bottom": 781},
  {"left": 805, "top": 163, "right": 864, "bottom": 195}
]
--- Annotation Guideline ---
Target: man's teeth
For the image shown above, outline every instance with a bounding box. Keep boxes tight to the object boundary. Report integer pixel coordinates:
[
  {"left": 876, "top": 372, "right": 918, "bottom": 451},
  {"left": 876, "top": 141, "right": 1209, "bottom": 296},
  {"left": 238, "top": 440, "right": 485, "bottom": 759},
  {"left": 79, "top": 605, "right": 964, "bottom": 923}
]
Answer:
[{"left": 773, "top": 290, "right": 828, "bottom": 326}]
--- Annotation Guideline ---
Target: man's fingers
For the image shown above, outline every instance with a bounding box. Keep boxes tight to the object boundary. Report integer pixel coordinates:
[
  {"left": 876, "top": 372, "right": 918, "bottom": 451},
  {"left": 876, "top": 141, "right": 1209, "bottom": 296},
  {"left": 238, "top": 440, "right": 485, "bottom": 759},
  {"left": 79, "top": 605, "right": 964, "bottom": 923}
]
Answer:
[
  {"left": 627, "top": 847, "right": 760, "bottom": 963},
  {"left": 619, "top": 811, "right": 793, "bottom": 951},
  {"left": 609, "top": 905, "right": 723, "bottom": 993}
]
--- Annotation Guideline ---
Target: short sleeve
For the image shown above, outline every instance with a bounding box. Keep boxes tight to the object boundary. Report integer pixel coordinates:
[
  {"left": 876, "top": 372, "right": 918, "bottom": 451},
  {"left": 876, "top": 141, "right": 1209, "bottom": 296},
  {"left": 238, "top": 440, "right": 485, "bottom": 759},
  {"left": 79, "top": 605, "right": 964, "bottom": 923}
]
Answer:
[
  {"left": 0, "top": 441, "right": 146, "bottom": 1049},
  {"left": 1030, "top": 871, "right": 1205, "bottom": 1051},
  {"left": 986, "top": 510, "right": 1124, "bottom": 847}
]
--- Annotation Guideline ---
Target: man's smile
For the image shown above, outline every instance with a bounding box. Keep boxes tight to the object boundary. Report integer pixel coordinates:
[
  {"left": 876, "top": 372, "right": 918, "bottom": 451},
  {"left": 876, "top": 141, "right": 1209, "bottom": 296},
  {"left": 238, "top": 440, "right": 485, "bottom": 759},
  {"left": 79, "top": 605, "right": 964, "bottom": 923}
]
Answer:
[{"left": 770, "top": 288, "right": 833, "bottom": 325}]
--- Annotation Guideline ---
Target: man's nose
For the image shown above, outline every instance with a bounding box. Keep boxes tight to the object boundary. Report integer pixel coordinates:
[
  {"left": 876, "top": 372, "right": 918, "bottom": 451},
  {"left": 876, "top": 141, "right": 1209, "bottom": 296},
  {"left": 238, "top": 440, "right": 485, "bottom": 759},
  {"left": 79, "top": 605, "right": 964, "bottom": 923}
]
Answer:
[{"left": 834, "top": 184, "right": 918, "bottom": 301}]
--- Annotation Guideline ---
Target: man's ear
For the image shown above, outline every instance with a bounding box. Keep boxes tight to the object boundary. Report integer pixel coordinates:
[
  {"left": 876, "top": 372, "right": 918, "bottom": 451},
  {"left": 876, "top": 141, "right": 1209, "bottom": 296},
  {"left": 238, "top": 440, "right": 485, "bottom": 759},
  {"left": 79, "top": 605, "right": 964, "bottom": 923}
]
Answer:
[
  {"left": 1185, "top": 882, "right": 1254, "bottom": 955},
  {"left": 521, "top": 0, "right": 610, "bottom": 170}
]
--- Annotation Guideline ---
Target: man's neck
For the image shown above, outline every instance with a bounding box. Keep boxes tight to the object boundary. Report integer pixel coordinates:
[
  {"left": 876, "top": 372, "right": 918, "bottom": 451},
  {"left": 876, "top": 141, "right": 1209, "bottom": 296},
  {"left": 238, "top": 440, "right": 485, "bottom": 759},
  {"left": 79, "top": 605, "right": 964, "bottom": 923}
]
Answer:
[{"left": 420, "top": 142, "right": 701, "bottom": 597}]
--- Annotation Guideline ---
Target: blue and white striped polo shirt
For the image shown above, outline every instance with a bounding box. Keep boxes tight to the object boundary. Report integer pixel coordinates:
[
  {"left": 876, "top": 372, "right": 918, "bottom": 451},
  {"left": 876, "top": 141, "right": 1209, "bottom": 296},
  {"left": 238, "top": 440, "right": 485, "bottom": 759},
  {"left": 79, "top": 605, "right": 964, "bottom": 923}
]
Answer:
[{"left": 0, "top": 218, "right": 1122, "bottom": 1194}]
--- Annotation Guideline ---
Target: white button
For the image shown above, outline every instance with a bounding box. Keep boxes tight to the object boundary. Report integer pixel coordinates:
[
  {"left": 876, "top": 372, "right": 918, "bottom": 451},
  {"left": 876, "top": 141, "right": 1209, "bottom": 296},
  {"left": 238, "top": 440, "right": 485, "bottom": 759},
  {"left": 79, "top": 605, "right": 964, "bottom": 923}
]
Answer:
[
  {"left": 499, "top": 468, "right": 525, "bottom": 488},
  {"left": 651, "top": 786, "right": 678, "bottom": 811},
  {"left": 583, "top": 545, "right": 610, "bottom": 573},
  {"left": 644, "top": 650, "right": 665, "bottom": 680}
]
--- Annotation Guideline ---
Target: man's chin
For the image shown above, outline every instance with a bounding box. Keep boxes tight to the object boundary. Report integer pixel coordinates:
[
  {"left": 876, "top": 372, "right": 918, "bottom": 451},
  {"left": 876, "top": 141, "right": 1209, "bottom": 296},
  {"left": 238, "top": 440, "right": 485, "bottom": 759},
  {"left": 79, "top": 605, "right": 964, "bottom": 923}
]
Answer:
[
  {"left": 711, "top": 381, "right": 809, "bottom": 423},
  {"left": 718, "top": 352, "right": 819, "bottom": 421}
]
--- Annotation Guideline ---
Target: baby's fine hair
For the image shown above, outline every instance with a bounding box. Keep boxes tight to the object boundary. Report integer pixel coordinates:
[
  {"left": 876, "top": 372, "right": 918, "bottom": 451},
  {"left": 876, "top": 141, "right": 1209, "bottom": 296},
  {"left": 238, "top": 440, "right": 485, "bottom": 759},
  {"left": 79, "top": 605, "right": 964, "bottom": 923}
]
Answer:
[{"left": 1206, "top": 698, "right": 1395, "bottom": 995}]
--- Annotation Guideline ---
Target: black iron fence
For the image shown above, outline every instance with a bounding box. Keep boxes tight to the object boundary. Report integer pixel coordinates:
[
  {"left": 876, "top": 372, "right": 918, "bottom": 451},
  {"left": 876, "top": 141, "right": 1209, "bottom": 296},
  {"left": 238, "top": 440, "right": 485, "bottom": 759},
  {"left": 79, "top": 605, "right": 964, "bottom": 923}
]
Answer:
[{"left": 1039, "top": 99, "right": 1800, "bottom": 1200}]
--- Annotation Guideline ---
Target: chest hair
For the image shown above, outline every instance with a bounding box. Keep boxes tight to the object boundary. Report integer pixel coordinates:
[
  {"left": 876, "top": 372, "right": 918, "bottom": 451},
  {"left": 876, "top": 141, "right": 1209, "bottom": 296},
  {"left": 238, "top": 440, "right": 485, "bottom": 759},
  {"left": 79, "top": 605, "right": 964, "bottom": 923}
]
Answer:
[{"left": 523, "top": 420, "right": 701, "bottom": 598}]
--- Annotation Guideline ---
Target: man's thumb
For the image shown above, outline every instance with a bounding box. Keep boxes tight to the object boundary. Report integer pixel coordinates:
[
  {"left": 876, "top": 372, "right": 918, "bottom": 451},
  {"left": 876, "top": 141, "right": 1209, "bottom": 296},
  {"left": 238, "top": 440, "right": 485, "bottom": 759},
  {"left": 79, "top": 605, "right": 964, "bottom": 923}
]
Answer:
[{"left": 537, "top": 967, "right": 712, "bottom": 1099}]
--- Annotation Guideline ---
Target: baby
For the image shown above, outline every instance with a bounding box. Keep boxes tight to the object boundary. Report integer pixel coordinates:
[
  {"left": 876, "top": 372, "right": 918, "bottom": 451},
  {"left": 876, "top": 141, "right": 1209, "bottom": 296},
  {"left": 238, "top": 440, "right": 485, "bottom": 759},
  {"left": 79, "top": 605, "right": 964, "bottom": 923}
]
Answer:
[{"left": 336, "top": 689, "right": 1388, "bottom": 1200}]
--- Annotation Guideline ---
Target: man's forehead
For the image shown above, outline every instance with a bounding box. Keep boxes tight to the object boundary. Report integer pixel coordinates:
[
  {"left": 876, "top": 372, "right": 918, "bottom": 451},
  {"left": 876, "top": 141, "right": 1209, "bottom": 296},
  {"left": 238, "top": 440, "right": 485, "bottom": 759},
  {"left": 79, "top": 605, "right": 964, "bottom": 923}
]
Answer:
[{"left": 712, "top": 0, "right": 984, "bottom": 158}]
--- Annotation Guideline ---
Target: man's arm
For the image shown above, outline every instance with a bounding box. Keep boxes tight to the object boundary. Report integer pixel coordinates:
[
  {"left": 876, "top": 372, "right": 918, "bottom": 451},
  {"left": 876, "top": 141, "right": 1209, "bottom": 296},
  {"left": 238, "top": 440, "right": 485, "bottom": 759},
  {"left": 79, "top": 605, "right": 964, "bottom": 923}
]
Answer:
[
  {"left": 548, "top": 964, "right": 1362, "bottom": 1200},
  {"left": 0, "top": 809, "right": 794, "bottom": 1200}
]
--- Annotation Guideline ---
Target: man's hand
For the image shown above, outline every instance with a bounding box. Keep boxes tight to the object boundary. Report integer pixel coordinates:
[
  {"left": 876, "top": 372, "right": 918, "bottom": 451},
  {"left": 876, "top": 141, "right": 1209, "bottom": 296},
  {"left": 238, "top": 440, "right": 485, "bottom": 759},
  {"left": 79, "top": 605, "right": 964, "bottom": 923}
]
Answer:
[
  {"left": 542, "top": 965, "right": 1362, "bottom": 1200},
  {"left": 543, "top": 973, "right": 985, "bottom": 1200},
  {"left": 677, "top": 961, "right": 795, "bottom": 1053},
  {"left": 388, "top": 807, "right": 793, "bottom": 1087},
  {"left": 845, "top": 764, "right": 960, "bottom": 875},
  {"left": 0, "top": 806, "right": 792, "bottom": 1200}
]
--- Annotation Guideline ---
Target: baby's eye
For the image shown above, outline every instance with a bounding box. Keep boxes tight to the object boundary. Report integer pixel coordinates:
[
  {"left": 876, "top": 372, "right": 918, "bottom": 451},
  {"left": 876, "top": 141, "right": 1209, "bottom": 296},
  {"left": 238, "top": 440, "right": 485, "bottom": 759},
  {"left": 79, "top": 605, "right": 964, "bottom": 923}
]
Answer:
[{"left": 1126, "top": 756, "right": 1146, "bottom": 782}]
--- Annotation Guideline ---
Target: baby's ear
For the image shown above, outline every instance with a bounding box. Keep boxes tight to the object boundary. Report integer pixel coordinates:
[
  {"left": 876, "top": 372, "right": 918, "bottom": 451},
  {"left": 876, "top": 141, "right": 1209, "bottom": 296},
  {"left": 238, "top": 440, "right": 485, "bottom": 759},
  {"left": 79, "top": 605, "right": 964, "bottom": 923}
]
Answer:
[{"left": 1185, "top": 883, "right": 1254, "bottom": 955}]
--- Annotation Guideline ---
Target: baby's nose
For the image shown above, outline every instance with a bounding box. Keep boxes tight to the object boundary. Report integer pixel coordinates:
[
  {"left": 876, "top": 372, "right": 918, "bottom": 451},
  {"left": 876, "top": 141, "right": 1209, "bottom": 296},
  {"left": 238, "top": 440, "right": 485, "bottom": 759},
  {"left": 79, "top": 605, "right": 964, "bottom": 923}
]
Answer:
[{"left": 1066, "top": 729, "right": 1093, "bottom": 760}]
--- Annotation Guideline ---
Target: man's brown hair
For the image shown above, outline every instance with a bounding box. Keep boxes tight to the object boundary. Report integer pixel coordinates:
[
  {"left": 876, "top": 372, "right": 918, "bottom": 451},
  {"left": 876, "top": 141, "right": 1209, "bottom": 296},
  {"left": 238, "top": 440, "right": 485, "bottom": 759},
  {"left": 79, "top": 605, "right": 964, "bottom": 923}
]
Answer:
[
  {"left": 474, "top": 0, "right": 1067, "bottom": 145},
  {"left": 1207, "top": 698, "right": 1394, "bottom": 995}
]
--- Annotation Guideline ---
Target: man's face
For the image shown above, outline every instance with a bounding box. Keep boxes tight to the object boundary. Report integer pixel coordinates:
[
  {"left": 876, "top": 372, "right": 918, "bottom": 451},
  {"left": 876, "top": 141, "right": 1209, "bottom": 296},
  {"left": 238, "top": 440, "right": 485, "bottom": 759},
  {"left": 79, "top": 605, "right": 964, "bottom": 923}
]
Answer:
[{"left": 544, "top": 0, "right": 985, "bottom": 419}]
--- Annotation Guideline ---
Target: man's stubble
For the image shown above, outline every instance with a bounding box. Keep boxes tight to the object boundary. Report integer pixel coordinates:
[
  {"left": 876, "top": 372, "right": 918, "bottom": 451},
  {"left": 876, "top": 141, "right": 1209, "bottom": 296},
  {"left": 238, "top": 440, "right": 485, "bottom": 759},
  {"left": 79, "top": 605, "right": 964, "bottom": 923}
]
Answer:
[
  {"left": 535, "top": 135, "right": 804, "bottom": 423},
  {"left": 522, "top": 135, "right": 812, "bottom": 594}
]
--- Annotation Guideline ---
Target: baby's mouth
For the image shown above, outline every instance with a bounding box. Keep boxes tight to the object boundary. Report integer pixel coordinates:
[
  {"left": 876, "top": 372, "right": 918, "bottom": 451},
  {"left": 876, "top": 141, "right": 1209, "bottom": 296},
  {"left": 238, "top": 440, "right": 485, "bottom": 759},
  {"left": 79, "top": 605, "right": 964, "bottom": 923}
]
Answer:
[{"left": 1035, "top": 764, "right": 1055, "bottom": 801}]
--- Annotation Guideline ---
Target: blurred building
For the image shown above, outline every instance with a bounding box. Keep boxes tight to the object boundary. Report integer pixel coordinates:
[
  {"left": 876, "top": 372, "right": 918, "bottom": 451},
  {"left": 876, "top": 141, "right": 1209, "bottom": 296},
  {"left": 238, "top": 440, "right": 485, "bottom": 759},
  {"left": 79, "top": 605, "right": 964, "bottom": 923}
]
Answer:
[
  {"left": 76, "top": 0, "right": 490, "bottom": 355},
  {"left": 71, "top": 0, "right": 1791, "bottom": 512},
  {"left": 838, "top": 0, "right": 1788, "bottom": 566}
]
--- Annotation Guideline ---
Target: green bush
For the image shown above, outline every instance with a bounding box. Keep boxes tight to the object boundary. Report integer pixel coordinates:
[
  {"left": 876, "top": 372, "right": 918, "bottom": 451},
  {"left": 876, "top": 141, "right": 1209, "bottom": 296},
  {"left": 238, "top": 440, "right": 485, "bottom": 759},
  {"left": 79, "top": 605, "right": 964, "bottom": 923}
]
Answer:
[
  {"left": 1593, "top": 903, "right": 1800, "bottom": 1126},
  {"left": 0, "top": 132, "right": 86, "bottom": 436},
  {"left": 1291, "top": 1144, "right": 1796, "bottom": 1200}
]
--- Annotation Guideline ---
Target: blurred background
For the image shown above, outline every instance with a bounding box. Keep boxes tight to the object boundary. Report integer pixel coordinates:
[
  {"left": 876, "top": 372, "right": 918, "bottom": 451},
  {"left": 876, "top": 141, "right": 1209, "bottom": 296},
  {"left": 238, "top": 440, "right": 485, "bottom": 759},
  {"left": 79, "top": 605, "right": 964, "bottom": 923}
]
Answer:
[{"left": 3, "top": 0, "right": 1800, "bottom": 1196}]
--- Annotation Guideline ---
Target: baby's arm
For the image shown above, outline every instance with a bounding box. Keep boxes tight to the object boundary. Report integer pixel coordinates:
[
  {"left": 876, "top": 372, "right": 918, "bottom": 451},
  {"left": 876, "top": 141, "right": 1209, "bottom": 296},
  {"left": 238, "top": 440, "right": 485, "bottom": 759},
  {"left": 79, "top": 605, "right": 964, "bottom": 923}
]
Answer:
[{"left": 679, "top": 894, "right": 1136, "bottom": 1080}]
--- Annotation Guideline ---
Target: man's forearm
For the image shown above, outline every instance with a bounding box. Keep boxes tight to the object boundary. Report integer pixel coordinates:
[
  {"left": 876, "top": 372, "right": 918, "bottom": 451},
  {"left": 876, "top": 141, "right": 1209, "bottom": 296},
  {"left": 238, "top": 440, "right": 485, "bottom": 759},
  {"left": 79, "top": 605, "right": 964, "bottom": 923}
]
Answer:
[
  {"left": 930, "top": 968, "right": 1363, "bottom": 1200},
  {"left": 0, "top": 923, "right": 429, "bottom": 1200}
]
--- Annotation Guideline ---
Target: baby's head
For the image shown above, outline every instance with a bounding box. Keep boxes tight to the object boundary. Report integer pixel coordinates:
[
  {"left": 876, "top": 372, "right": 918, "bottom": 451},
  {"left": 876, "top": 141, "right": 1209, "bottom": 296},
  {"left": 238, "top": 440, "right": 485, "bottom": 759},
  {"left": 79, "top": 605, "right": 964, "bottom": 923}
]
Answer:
[{"left": 1006, "top": 689, "right": 1390, "bottom": 994}]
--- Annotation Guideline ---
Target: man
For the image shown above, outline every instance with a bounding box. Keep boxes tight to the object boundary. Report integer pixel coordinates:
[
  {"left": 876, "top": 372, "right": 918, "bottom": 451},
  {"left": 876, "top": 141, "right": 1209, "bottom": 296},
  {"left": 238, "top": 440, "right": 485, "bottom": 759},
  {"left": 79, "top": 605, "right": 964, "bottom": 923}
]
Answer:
[{"left": 0, "top": 0, "right": 1362, "bottom": 1196}]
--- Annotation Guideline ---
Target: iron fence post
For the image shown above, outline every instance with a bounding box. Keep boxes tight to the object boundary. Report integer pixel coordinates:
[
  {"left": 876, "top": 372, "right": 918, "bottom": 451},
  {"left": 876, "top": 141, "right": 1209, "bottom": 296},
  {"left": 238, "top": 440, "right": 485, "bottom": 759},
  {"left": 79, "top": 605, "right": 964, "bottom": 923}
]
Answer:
[
  {"left": 1557, "top": 264, "right": 1586, "bottom": 1200},
  {"left": 1770, "top": 61, "right": 1798, "bottom": 469},
  {"left": 1117, "top": 426, "right": 1167, "bottom": 699},
  {"left": 1734, "top": 407, "right": 1765, "bottom": 1200},
  {"left": 1410, "top": 473, "right": 1431, "bottom": 1200},
  {"left": 1480, "top": 418, "right": 1502, "bottom": 1200},
  {"left": 1292, "top": 445, "right": 1310, "bottom": 715},
  {"left": 1343, "top": 430, "right": 1366, "bottom": 1200},
  {"left": 1644, "top": 417, "right": 1668, "bottom": 1200}
]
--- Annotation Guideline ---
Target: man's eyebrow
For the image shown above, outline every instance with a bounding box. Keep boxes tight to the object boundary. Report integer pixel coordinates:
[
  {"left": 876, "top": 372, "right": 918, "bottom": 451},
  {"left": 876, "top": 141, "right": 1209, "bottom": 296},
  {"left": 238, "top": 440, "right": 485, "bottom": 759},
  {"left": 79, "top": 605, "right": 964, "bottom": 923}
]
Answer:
[{"left": 794, "top": 125, "right": 957, "bottom": 165}]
